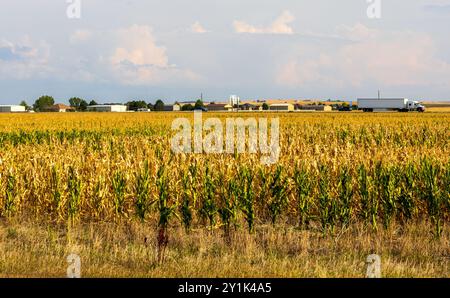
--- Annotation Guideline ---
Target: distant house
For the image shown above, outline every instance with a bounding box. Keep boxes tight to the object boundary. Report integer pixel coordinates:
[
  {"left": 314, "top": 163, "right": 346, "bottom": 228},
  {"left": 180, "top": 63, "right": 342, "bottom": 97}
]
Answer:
[
  {"left": 87, "top": 105, "right": 127, "bottom": 112},
  {"left": 206, "top": 103, "right": 228, "bottom": 111},
  {"left": 240, "top": 103, "right": 257, "bottom": 111},
  {"left": 296, "top": 104, "right": 332, "bottom": 112},
  {"left": 0, "top": 105, "right": 26, "bottom": 113},
  {"left": 224, "top": 104, "right": 233, "bottom": 111},
  {"left": 163, "top": 105, "right": 174, "bottom": 111},
  {"left": 269, "top": 103, "right": 295, "bottom": 111},
  {"left": 160, "top": 104, "right": 182, "bottom": 111},
  {"left": 46, "top": 104, "right": 75, "bottom": 112}
]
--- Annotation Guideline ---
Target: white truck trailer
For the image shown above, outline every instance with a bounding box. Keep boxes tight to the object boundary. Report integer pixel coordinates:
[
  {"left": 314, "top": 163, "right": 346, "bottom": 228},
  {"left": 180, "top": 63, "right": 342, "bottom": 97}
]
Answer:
[{"left": 357, "top": 98, "right": 425, "bottom": 112}]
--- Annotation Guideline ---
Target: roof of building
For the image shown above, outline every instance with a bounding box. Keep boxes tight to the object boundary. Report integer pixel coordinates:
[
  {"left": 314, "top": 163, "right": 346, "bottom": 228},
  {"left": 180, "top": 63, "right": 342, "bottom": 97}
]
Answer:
[
  {"left": 51, "top": 104, "right": 74, "bottom": 110},
  {"left": 270, "top": 103, "right": 294, "bottom": 106},
  {"left": 207, "top": 103, "right": 228, "bottom": 107},
  {"left": 88, "top": 104, "right": 127, "bottom": 108}
]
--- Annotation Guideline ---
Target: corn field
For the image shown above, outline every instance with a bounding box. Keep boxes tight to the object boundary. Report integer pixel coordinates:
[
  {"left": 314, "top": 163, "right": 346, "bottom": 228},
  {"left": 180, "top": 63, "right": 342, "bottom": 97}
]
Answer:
[{"left": 0, "top": 112, "right": 449, "bottom": 238}]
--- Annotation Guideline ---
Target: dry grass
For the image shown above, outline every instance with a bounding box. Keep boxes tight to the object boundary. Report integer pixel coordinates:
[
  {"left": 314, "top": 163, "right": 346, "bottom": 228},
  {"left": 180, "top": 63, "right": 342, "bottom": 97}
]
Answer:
[{"left": 0, "top": 218, "right": 448, "bottom": 278}]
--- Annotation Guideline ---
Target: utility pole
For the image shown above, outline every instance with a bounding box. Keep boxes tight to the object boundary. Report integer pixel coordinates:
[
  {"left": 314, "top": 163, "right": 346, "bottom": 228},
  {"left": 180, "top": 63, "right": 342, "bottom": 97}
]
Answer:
[{"left": 378, "top": 90, "right": 381, "bottom": 100}]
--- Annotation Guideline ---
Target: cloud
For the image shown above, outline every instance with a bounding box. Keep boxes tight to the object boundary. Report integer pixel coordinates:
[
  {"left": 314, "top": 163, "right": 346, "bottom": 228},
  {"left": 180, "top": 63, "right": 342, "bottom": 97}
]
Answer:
[
  {"left": 233, "top": 10, "right": 295, "bottom": 34},
  {"left": 335, "top": 23, "right": 379, "bottom": 41},
  {"left": 69, "top": 29, "right": 93, "bottom": 44},
  {"left": 108, "top": 25, "right": 200, "bottom": 85},
  {"left": 110, "top": 25, "right": 168, "bottom": 67},
  {"left": 190, "top": 21, "right": 209, "bottom": 33},
  {"left": 0, "top": 44, "right": 19, "bottom": 61},
  {"left": 0, "top": 37, "right": 52, "bottom": 79},
  {"left": 276, "top": 24, "right": 450, "bottom": 88}
]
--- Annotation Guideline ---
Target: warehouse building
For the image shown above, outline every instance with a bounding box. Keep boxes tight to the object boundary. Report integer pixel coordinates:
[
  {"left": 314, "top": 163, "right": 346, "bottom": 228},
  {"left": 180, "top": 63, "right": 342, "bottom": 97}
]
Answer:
[
  {"left": 269, "top": 103, "right": 295, "bottom": 111},
  {"left": 206, "top": 103, "right": 233, "bottom": 111},
  {"left": 0, "top": 105, "right": 26, "bottom": 113},
  {"left": 87, "top": 105, "right": 127, "bottom": 112},
  {"left": 296, "top": 104, "right": 332, "bottom": 112}
]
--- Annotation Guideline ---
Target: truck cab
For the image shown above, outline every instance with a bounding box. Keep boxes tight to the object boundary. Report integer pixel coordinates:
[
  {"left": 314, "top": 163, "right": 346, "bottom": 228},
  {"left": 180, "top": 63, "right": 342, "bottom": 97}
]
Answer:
[{"left": 407, "top": 101, "right": 426, "bottom": 112}]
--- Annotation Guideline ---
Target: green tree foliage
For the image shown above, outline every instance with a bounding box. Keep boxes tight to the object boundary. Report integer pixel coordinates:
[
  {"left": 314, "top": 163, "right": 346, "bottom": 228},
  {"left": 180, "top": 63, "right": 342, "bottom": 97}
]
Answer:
[
  {"left": 19, "top": 100, "right": 30, "bottom": 110},
  {"left": 194, "top": 99, "right": 204, "bottom": 109},
  {"left": 126, "top": 100, "right": 148, "bottom": 111},
  {"left": 181, "top": 104, "right": 194, "bottom": 111},
  {"left": 69, "top": 97, "right": 88, "bottom": 111},
  {"left": 79, "top": 100, "right": 88, "bottom": 111},
  {"left": 154, "top": 99, "right": 165, "bottom": 111},
  {"left": 33, "top": 95, "right": 55, "bottom": 112}
]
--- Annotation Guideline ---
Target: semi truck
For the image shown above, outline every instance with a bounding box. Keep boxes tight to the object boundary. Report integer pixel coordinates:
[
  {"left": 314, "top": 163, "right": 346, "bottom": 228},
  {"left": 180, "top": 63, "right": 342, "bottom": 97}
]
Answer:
[{"left": 357, "top": 98, "right": 425, "bottom": 112}]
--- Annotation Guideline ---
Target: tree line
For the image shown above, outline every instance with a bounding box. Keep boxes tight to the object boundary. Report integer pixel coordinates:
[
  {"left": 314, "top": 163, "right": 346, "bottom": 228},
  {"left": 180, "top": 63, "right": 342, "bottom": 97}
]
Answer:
[{"left": 19, "top": 96, "right": 193, "bottom": 112}]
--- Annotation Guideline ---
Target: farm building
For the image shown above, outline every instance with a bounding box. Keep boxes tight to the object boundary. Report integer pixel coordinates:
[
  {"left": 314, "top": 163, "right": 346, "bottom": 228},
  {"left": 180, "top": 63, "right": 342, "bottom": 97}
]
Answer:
[
  {"left": 0, "top": 105, "right": 26, "bottom": 113},
  {"left": 136, "top": 108, "right": 151, "bottom": 112},
  {"left": 269, "top": 103, "right": 295, "bottom": 111},
  {"left": 87, "top": 105, "right": 127, "bottom": 112},
  {"left": 163, "top": 104, "right": 181, "bottom": 111},
  {"left": 296, "top": 104, "right": 332, "bottom": 112},
  {"left": 45, "top": 104, "right": 75, "bottom": 112},
  {"left": 206, "top": 103, "right": 233, "bottom": 111},
  {"left": 240, "top": 103, "right": 258, "bottom": 111}
]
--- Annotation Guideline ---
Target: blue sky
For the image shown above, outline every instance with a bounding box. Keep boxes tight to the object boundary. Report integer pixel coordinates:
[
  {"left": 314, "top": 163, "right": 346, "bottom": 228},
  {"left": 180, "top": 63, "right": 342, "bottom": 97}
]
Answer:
[{"left": 0, "top": 0, "right": 449, "bottom": 104}]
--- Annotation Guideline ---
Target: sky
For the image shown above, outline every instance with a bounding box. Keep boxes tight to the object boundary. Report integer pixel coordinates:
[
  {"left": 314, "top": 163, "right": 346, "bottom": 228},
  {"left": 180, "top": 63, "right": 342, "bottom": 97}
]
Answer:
[{"left": 0, "top": 0, "right": 449, "bottom": 104}]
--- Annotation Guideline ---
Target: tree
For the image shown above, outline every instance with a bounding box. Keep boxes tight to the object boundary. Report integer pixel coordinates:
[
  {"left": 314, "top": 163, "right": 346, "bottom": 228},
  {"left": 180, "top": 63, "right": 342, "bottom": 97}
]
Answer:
[
  {"left": 262, "top": 103, "right": 269, "bottom": 110},
  {"left": 19, "top": 100, "right": 30, "bottom": 110},
  {"left": 338, "top": 102, "right": 350, "bottom": 111},
  {"left": 69, "top": 97, "right": 82, "bottom": 109},
  {"left": 154, "top": 99, "right": 165, "bottom": 111},
  {"left": 33, "top": 95, "right": 54, "bottom": 112},
  {"left": 89, "top": 100, "right": 98, "bottom": 106},
  {"left": 147, "top": 103, "right": 154, "bottom": 111},
  {"left": 79, "top": 100, "right": 88, "bottom": 111},
  {"left": 126, "top": 100, "right": 148, "bottom": 111},
  {"left": 70, "top": 97, "right": 86, "bottom": 111},
  {"left": 194, "top": 99, "right": 204, "bottom": 109},
  {"left": 68, "top": 97, "right": 88, "bottom": 111},
  {"left": 181, "top": 104, "right": 194, "bottom": 111}
]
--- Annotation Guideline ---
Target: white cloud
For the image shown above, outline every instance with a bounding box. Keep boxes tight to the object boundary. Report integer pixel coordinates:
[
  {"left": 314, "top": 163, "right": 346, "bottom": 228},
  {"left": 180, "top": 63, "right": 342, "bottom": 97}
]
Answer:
[
  {"left": 276, "top": 24, "right": 450, "bottom": 88},
  {"left": 335, "top": 23, "right": 379, "bottom": 41},
  {"left": 108, "top": 25, "right": 200, "bottom": 85},
  {"left": 0, "top": 36, "right": 52, "bottom": 79},
  {"left": 190, "top": 21, "right": 209, "bottom": 33},
  {"left": 69, "top": 29, "right": 93, "bottom": 44},
  {"left": 233, "top": 10, "right": 295, "bottom": 34},
  {"left": 110, "top": 25, "right": 168, "bottom": 67}
]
